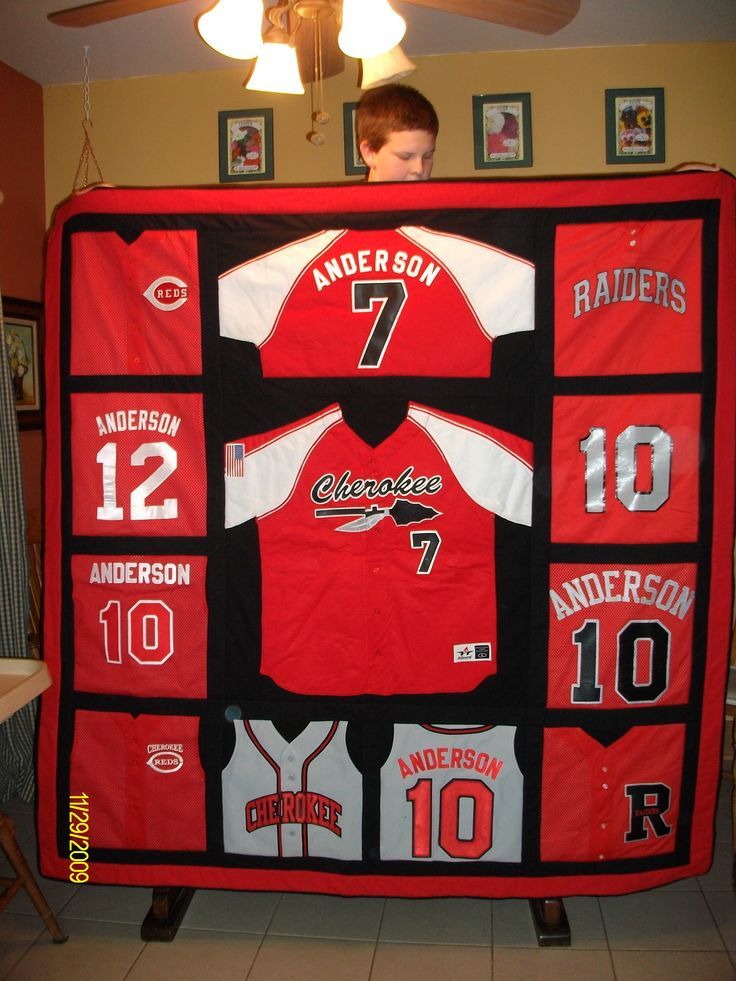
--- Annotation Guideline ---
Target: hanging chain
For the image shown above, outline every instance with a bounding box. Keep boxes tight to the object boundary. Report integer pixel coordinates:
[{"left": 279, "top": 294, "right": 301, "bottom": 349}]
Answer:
[
  {"left": 307, "top": 15, "right": 329, "bottom": 145},
  {"left": 72, "top": 46, "right": 105, "bottom": 193},
  {"left": 83, "top": 45, "right": 91, "bottom": 122}
]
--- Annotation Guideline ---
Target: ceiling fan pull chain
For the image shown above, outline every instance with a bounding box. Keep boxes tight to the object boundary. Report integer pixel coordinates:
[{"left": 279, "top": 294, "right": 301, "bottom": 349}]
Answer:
[
  {"left": 72, "top": 46, "right": 105, "bottom": 194},
  {"left": 307, "top": 11, "right": 330, "bottom": 145}
]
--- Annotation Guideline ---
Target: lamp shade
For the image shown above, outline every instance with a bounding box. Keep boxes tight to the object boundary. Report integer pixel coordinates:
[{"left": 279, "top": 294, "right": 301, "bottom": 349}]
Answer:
[
  {"left": 196, "top": 0, "right": 264, "bottom": 61},
  {"left": 246, "top": 40, "right": 305, "bottom": 94},
  {"left": 360, "top": 44, "right": 416, "bottom": 89},
  {"left": 338, "top": 0, "right": 406, "bottom": 59}
]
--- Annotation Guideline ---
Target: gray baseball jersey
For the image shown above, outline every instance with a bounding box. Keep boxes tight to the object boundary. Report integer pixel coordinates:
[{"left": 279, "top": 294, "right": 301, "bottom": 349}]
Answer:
[
  {"left": 380, "top": 723, "right": 522, "bottom": 862},
  {"left": 222, "top": 719, "right": 362, "bottom": 859}
]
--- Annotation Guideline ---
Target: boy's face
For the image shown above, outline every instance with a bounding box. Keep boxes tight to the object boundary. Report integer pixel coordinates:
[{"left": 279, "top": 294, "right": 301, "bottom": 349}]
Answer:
[{"left": 360, "top": 129, "right": 436, "bottom": 182}]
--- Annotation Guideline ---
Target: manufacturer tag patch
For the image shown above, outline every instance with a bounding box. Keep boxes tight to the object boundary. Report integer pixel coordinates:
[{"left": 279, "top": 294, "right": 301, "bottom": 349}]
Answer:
[{"left": 453, "top": 643, "right": 492, "bottom": 663}]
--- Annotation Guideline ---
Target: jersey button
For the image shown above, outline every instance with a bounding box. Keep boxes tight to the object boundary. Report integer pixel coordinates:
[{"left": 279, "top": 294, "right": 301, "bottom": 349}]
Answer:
[
  {"left": 597, "top": 853, "right": 605, "bottom": 860},
  {"left": 601, "top": 783, "right": 609, "bottom": 790},
  {"left": 600, "top": 822, "right": 608, "bottom": 830}
]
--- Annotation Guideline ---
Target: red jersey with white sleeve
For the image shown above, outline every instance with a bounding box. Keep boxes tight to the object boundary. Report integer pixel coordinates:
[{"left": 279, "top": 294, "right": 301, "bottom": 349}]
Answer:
[
  {"left": 218, "top": 226, "right": 535, "bottom": 377},
  {"left": 224, "top": 403, "right": 533, "bottom": 696}
]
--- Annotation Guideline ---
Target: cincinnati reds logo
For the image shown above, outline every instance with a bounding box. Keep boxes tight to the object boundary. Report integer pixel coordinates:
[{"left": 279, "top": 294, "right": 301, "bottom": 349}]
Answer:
[
  {"left": 146, "top": 746, "right": 184, "bottom": 773},
  {"left": 143, "top": 276, "right": 189, "bottom": 311}
]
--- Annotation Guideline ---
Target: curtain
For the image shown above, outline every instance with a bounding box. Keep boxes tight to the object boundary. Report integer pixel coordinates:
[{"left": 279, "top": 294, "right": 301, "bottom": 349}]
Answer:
[{"left": 0, "top": 288, "right": 34, "bottom": 803}]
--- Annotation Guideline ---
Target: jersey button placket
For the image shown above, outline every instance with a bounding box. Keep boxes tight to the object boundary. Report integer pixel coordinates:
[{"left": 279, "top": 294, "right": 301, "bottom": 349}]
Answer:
[
  {"left": 597, "top": 764, "right": 611, "bottom": 860},
  {"left": 125, "top": 257, "right": 144, "bottom": 372},
  {"left": 367, "top": 459, "right": 386, "bottom": 662}
]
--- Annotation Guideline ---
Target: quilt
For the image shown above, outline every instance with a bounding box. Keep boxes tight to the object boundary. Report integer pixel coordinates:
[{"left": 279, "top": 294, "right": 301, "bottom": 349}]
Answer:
[{"left": 37, "top": 171, "right": 736, "bottom": 898}]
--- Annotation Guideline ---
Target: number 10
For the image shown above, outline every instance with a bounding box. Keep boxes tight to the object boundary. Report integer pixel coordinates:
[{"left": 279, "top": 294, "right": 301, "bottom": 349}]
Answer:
[{"left": 580, "top": 425, "right": 672, "bottom": 513}]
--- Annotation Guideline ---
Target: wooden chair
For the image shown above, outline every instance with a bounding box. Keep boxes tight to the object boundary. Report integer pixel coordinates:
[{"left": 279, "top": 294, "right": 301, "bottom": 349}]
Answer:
[
  {"left": 0, "top": 507, "right": 67, "bottom": 942},
  {"left": 0, "top": 659, "right": 67, "bottom": 942}
]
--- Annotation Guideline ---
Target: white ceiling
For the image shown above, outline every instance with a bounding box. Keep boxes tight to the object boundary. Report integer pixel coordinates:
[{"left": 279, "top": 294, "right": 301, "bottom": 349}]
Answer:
[{"left": 1, "top": 0, "right": 735, "bottom": 87}]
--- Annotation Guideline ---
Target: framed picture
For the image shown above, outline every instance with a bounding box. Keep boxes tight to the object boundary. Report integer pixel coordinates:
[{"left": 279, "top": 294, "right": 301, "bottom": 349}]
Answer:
[
  {"left": 3, "top": 295, "right": 43, "bottom": 429},
  {"left": 605, "top": 87, "right": 665, "bottom": 164},
  {"left": 473, "top": 93, "right": 532, "bottom": 169},
  {"left": 343, "top": 102, "right": 367, "bottom": 177},
  {"left": 218, "top": 108, "right": 274, "bottom": 182}
]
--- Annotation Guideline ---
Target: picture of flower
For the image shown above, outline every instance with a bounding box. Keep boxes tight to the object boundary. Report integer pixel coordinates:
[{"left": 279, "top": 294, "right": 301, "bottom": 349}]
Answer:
[
  {"left": 218, "top": 109, "right": 274, "bottom": 182},
  {"left": 2, "top": 297, "right": 43, "bottom": 427},
  {"left": 228, "top": 118, "right": 264, "bottom": 175},
  {"left": 605, "top": 88, "right": 665, "bottom": 164},
  {"left": 615, "top": 96, "right": 655, "bottom": 156},
  {"left": 473, "top": 93, "right": 532, "bottom": 170}
]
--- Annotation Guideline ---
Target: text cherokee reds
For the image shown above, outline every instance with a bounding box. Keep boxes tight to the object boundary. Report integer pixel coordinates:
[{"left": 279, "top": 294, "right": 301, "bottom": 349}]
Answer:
[
  {"left": 218, "top": 225, "right": 535, "bottom": 376},
  {"left": 224, "top": 403, "right": 533, "bottom": 696}
]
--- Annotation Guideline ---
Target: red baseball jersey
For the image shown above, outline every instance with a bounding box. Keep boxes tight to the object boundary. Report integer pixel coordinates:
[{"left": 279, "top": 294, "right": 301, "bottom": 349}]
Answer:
[
  {"left": 69, "top": 710, "right": 206, "bottom": 851},
  {"left": 72, "top": 554, "right": 208, "bottom": 698},
  {"left": 71, "top": 229, "right": 202, "bottom": 375},
  {"left": 541, "top": 724, "right": 684, "bottom": 862},
  {"left": 547, "top": 562, "right": 696, "bottom": 709},
  {"left": 551, "top": 392, "right": 701, "bottom": 544},
  {"left": 218, "top": 226, "right": 535, "bottom": 376},
  {"left": 224, "top": 403, "right": 533, "bottom": 696},
  {"left": 70, "top": 391, "right": 207, "bottom": 537},
  {"left": 554, "top": 219, "right": 702, "bottom": 376}
]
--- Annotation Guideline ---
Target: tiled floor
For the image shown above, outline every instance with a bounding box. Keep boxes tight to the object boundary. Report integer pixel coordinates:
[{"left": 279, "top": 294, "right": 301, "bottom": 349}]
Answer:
[{"left": 1, "top": 782, "right": 735, "bottom": 980}]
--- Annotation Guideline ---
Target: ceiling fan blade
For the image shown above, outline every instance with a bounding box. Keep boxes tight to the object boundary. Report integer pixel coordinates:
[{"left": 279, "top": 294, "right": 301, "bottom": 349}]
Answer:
[
  {"left": 403, "top": 0, "right": 580, "bottom": 35},
  {"left": 48, "top": 0, "right": 191, "bottom": 28}
]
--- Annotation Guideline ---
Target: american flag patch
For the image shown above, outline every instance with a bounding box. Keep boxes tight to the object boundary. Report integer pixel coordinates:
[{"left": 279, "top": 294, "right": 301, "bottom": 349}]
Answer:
[{"left": 225, "top": 442, "right": 245, "bottom": 477}]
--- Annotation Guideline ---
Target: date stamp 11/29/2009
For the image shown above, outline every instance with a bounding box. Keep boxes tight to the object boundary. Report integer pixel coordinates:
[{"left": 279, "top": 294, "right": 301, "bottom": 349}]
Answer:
[{"left": 68, "top": 793, "right": 90, "bottom": 883}]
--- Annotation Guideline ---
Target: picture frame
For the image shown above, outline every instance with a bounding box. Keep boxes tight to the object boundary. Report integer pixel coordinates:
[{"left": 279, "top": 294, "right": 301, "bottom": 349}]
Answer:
[
  {"left": 473, "top": 93, "right": 532, "bottom": 169},
  {"left": 605, "top": 87, "right": 665, "bottom": 164},
  {"left": 218, "top": 108, "right": 274, "bottom": 183},
  {"left": 2, "top": 295, "right": 43, "bottom": 429},
  {"left": 343, "top": 102, "right": 367, "bottom": 177}
]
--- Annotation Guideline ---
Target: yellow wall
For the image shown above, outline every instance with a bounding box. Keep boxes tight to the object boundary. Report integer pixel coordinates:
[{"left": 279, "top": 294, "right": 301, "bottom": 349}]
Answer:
[{"left": 43, "top": 39, "right": 736, "bottom": 222}]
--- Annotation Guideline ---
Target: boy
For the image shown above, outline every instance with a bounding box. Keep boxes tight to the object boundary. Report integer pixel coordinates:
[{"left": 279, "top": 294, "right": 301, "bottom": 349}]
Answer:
[{"left": 356, "top": 83, "right": 438, "bottom": 182}]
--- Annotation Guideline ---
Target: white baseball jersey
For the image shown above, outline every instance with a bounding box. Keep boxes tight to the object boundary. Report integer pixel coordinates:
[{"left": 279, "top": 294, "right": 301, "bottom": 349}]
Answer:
[
  {"left": 218, "top": 225, "right": 535, "bottom": 376},
  {"left": 222, "top": 720, "right": 362, "bottom": 859},
  {"left": 380, "top": 724, "right": 523, "bottom": 862},
  {"left": 224, "top": 403, "right": 533, "bottom": 696}
]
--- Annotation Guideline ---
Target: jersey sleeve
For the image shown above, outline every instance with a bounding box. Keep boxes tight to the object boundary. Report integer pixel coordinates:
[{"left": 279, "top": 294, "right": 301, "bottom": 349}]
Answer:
[
  {"left": 224, "top": 406, "right": 342, "bottom": 527},
  {"left": 401, "top": 226, "right": 535, "bottom": 340},
  {"left": 218, "top": 230, "right": 344, "bottom": 345},
  {"left": 408, "top": 404, "right": 533, "bottom": 526}
]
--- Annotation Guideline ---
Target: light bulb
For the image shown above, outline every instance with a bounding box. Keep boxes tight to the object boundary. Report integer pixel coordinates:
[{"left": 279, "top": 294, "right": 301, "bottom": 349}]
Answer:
[
  {"left": 197, "top": 0, "right": 264, "bottom": 61},
  {"left": 338, "top": 0, "right": 406, "bottom": 59},
  {"left": 246, "top": 41, "right": 305, "bottom": 94}
]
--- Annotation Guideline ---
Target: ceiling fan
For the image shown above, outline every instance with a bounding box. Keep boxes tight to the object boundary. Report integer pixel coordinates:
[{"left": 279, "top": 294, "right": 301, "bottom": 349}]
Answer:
[{"left": 49, "top": 0, "right": 581, "bottom": 88}]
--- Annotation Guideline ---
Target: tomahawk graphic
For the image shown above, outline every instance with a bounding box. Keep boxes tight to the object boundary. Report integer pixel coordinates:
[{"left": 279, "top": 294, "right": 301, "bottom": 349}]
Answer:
[{"left": 314, "top": 499, "right": 442, "bottom": 532}]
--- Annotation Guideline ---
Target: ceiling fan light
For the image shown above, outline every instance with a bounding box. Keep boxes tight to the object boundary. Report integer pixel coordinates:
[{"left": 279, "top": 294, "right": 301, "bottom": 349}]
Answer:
[
  {"left": 338, "top": 0, "right": 406, "bottom": 59},
  {"left": 246, "top": 40, "right": 305, "bottom": 94},
  {"left": 360, "top": 44, "right": 416, "bottom": 89},
  {"left": 196, "top": 0, "right": 264, "bottom": 61}
]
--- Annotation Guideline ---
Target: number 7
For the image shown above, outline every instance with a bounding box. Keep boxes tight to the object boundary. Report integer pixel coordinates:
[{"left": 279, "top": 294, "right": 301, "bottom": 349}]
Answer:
[{"left": 353, "top": 280, "right": 408, "bottom": 368}]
